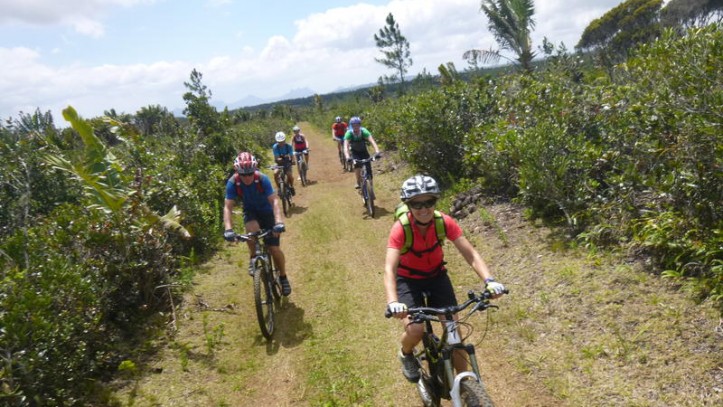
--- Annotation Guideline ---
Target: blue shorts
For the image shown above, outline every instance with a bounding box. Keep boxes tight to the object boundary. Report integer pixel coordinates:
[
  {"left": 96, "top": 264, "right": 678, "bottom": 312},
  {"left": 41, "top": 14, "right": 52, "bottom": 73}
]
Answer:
[
  {"left": 396, "top": 271, "right": 457, "bottom": 308},
  {"left": 243, "top": 210, "right": 280, "bottom": 246}
]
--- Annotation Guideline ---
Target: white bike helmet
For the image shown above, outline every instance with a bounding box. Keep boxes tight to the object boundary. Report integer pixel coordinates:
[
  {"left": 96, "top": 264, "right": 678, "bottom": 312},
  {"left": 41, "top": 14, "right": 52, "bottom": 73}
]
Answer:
[
  {"left": 292, "top": 126, "right": 301, "bottom": 133},
  {"left": 400, "top": 175, "right": 441, "bottom": 201},
  {"left": 275, "top": 131, "right": 286, "bottom": 142}
]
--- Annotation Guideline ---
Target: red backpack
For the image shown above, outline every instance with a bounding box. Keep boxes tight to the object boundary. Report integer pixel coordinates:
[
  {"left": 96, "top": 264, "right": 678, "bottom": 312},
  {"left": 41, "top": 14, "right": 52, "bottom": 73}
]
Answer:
[{"left": 233, "top": 171, "right": 264, "bottom": 198}]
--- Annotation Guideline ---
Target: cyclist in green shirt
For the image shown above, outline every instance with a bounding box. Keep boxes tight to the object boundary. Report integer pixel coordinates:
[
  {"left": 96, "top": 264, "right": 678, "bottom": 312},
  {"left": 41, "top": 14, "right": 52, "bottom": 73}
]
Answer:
[{"left": 343, "top": 116, "right": 381, "bottom": 190}]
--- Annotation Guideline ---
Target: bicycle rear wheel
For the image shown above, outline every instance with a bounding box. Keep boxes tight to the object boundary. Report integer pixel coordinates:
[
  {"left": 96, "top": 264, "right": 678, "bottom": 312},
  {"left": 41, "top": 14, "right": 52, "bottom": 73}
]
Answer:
[
  {"left": 417, "top": 373, "right": 441, "bottom": 407},
  {"left": 417, "top": 336, "right": 443, "bottom": 407},
  {"left": 253, "top": 258, "right": 275, "bottom": 340},
  {"left": 459, "top": 378, "right": 494, "bottom": 407}
]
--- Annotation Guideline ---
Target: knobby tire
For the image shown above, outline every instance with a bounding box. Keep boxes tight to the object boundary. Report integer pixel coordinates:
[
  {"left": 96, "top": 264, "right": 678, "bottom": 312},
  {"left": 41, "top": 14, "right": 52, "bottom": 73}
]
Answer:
[
  {"left": 299, "top": 161, "right": 308, "bottom": 186},
  {"left": 280, "top": 184, "right": 289, "bottom": 217},
  {"left": 364, "top": 178, "right": 375, "bottom": 218},
  {"left": 253, "top": 258, "right": 275, "bottom": 340},
  {"left": 459, "top": 379, "right": 494, "bottom": 407}
]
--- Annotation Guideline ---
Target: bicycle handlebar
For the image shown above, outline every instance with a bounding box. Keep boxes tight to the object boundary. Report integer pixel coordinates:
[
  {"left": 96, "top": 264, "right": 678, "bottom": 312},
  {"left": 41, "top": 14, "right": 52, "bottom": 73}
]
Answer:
[
  {"left": 384, "top": 289, "right": 509, "bottom": 319},
  {"left": 352, "top": 154, "right": 382, "bottom": 164},
  {"left": 268, "top": 164, "right": 293, "bottom": 170},
  {"left": 233, "top": 229, "right": 273, "bottom": 242}
]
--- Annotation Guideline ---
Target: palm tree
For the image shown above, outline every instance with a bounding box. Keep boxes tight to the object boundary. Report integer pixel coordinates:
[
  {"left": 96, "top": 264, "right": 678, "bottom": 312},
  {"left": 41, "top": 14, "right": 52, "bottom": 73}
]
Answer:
[{"left": 464, "top": 0, "right": 536, "bottom": 73}]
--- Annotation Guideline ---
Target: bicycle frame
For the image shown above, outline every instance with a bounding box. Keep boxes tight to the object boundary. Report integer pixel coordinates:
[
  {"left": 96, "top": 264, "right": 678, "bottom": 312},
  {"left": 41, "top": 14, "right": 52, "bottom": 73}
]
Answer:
[
  {"left": 294, "top": 150, "right": 309, "bottom": 186},
  {"left": 353, "top": 156, "right": 380, "bottom": 217},
  {"left": 238, "top": 229, "right": 272, "bottom": 264},
  {"left": 387, "top": 290, "right": 505, "bottom": 407},
  {"left": 422, "top": 307, "right": 483, "bottom": 406}
]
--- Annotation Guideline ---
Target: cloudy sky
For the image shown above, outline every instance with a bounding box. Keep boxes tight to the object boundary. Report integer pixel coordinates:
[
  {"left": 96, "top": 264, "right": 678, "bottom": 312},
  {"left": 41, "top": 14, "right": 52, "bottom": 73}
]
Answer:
[{"left": 0, "top": 0, "right": 624, "bottom": 122}]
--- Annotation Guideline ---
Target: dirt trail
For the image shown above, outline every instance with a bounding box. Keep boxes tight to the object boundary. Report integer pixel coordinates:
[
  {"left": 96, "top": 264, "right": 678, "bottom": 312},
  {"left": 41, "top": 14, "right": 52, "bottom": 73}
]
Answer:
[{"left": 112, "top": 122, "right": 562, "bottom": 406}]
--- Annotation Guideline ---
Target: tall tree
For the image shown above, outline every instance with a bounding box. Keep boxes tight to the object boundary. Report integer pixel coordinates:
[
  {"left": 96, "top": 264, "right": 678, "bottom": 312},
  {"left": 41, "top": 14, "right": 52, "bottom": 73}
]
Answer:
[
  {"left": 576, "top": 0, "right": 663, "bottom": 55},
  {"left": 374, "top": 13, "right": 413, "bottom": 93},
  {"left": 182, "top": 69, "right": 219, "bottom": 136},
  {"left": 661, "top": 0, "right": 723, "bottom": 29},
  {"left": 464, "top": 0, "right": 536, "bottom": 73}
]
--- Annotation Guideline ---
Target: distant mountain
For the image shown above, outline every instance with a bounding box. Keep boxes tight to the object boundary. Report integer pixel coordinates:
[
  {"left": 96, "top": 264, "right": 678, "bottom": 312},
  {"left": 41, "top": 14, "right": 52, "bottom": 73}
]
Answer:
[{"left": 220, "top": 87, "right": 316, "bottom": 110}]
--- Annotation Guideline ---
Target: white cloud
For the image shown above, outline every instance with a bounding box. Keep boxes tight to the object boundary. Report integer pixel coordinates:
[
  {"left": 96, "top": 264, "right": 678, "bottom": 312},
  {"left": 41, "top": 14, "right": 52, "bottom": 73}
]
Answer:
[
  {"left": 0, "top": 0, "right": 156, "bottom": 36},
  {"left": 1, "top": 1, "right": 625, "bottom": 122}
]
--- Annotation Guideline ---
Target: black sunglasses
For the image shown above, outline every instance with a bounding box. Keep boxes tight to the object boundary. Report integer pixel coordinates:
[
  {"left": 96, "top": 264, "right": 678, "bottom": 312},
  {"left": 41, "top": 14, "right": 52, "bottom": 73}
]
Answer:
[
  {"left": 238, "top": 171, "right": 254, "bottom": 177},
  {"left": 407, "top": 198, "right": 437, "bottom": 210}
]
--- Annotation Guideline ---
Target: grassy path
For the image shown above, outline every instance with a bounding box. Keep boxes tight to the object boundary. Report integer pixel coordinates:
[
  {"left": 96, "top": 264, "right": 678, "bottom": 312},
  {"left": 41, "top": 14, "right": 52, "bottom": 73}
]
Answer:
[
  {"left": 111, "top": 122, "right": 560, "bottom": 406},
  {"left": 112, "top": 122, "right": 721, "bottom": 406}
]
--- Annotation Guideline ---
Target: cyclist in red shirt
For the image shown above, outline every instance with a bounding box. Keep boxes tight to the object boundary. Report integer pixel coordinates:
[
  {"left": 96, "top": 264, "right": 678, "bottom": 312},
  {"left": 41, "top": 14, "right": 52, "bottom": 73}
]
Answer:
[
  {"left": 291, "top": 125, "right": 310, "bottom": 168},
  {"left": 383, "top": 175, "right": 506, "bottom": 383},
  {"left": 331, "top": 116, "right": 347, "bottom": 159}
]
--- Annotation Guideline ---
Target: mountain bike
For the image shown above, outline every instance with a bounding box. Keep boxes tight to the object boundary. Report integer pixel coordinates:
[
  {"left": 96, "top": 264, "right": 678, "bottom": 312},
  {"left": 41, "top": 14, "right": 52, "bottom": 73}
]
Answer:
[
  {"left": 352, "top": 154, "right": 381, "bottom": 218},
  {"left": 338, "top": 146, "right": 347, "bottom": 171},
  {"left": 294, "top": 149, "right": 310, "bottom": 187},
  {"left": 270, "top": 164, "right": 293, "bottom": 217},
  {"left": 386, "top": 289, "right": 508, "bottom": 407},
  {"left": 234, "top": 229, "right": 282, "bottom": 340}
]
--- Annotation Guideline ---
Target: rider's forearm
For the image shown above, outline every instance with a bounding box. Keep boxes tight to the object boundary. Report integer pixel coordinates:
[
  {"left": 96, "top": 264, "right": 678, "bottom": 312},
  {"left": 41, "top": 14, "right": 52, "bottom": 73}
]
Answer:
[
  {"left": 223, "top": 200, "right": 234, "bottom": 230},
  {"left": 271, "top": 197, "right": 283, "bottom": 224},
  {"left": 384, "top": 249, "right": 401, "bottom": 302}
]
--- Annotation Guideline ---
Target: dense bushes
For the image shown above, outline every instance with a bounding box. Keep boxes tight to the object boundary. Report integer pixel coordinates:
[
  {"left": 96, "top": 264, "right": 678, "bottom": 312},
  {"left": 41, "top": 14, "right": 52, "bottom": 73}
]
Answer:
[
  {"left": 371, "top": 25, "right": 722, "bottom": 310},
  {"left": 0, "top": 104, "right": 287, "bottom": 403},
  {"left": 367, "top": 80, "right": 495, "bottom": 185}
]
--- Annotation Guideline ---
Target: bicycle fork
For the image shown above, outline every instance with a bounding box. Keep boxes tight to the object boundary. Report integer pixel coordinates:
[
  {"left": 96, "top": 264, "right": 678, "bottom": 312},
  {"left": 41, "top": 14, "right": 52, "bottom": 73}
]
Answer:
[{"left": 443, "top": 344, "right": 484, "bottom": 407}]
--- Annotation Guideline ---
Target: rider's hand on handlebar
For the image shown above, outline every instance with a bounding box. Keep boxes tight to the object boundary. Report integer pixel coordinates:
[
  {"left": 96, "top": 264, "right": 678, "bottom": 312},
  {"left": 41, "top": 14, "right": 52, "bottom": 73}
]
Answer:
[
  {"left": 223, "top": 229, "right": 235, "bottom": 242},
  {"left": 387, "top": 301, "right": 408, "bottom": 318},
  {"left": 374, "top": 152, "right": 382, "bottom": 159},
  {"left": 273, "top": 223, "right": 286, "bottom": 234},
  {"left": 346, "top": 157, "right": 353, "bottom": 163},
  {"left": 484, "top": 278, "right": 506, "bottom": 297}
]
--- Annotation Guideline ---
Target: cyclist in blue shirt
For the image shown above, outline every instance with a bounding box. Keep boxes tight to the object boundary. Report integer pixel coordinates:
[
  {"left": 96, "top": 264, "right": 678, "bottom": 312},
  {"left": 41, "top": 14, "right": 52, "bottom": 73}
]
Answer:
[
  {"left": 272, "top": 131, "right": 296, "bottom": 196},
  {"left": 223, "top": 152, "right": 291, "bottom": 296}
]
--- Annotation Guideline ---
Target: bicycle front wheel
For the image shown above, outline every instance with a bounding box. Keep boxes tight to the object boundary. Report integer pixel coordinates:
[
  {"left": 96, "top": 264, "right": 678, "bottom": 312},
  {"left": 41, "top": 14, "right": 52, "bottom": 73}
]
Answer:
[
  {"left": 253, "top": 258, "right": 275, "bottom": 340},
  {"left": 364, "top": 179, "right": 375, "bottom": 218},
  {"left": 299, "top": 162, "right": 308, "bottom": 186},
  {"left": 459, "top": 378, "right": 494, "bottom": 407},
  {"left": 280, "top": 184, "right": 289, "bottom": 217}
]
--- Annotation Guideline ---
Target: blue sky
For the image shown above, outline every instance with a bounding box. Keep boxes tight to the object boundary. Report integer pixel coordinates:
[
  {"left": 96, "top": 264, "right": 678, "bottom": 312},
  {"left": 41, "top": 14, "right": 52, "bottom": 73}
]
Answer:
[{"left": 0, "top": 0, "right": 624, "bottom": 122}]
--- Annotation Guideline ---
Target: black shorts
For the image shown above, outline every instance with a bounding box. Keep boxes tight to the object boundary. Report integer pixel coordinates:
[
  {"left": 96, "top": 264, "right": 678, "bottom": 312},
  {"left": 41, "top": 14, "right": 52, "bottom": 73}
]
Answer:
[
  {"left": 351, "top": 150, "right": 372, "bottom": 177},
  {"left": 396, "top": 272, "right": 458, "bottom": 309},
  {"left": 243, "top": 210, "right": 280, "bottom": 246}
]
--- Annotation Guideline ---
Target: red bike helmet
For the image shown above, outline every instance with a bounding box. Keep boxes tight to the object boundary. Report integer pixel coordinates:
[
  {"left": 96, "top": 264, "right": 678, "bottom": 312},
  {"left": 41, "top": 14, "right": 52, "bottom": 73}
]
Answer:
[{"left": 233, "top": 152, "right": 257, "bottom": 175}]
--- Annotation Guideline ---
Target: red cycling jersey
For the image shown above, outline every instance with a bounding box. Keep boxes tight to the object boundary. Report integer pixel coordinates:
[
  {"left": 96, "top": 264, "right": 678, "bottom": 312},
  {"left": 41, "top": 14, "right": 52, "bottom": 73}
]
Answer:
[
  {"left": 332, "top": 122, "right": 347, "bottom": 138},
  {"left": 292, "top": 134, "right": 307, "bottom": 150},
  {"left": 387, "top": 212, "right": 463, "bottom": 279}
]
